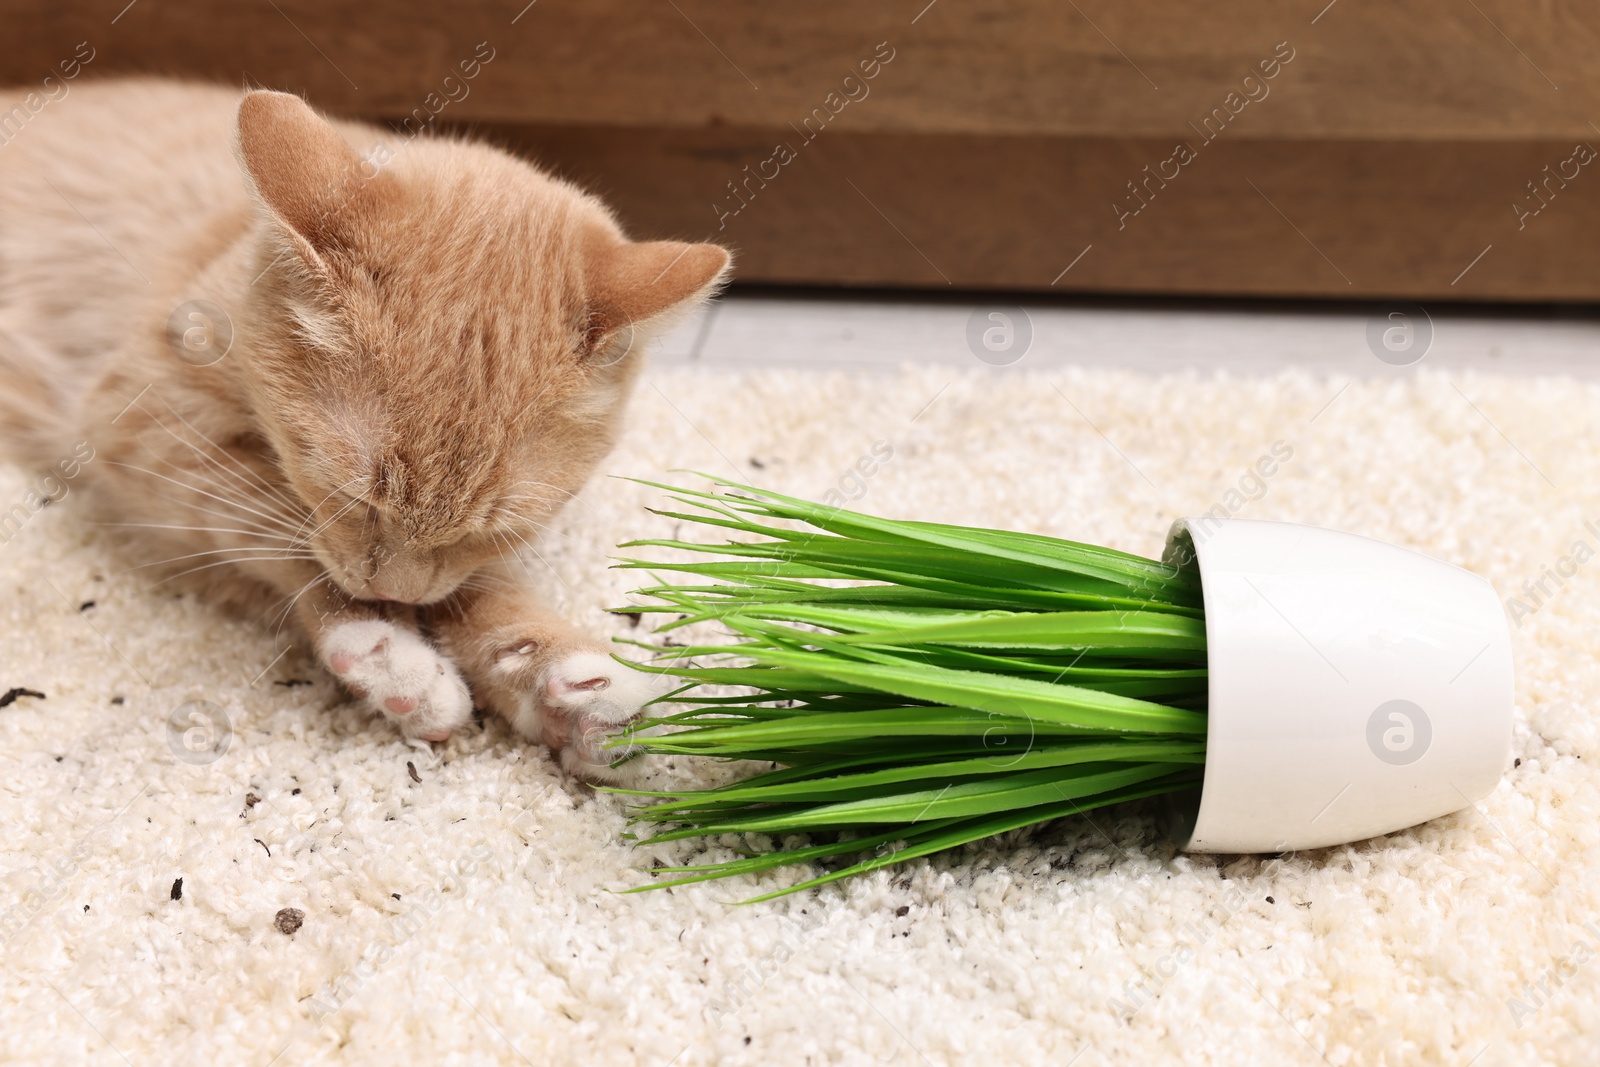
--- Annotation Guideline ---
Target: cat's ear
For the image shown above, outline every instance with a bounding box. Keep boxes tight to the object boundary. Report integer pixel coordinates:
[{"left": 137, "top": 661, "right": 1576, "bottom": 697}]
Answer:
[
  {"left": 582, "top": 237, "right": 732, "bottom": 352},
  {"left": 236, "top": 90, "right": 365, "bottom": 258}
]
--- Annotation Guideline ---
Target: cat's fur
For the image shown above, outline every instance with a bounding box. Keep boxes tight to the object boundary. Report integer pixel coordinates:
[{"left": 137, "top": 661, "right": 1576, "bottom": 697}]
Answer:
[{"left": 0, "top": 80, "right": 730, "bottom": 780}]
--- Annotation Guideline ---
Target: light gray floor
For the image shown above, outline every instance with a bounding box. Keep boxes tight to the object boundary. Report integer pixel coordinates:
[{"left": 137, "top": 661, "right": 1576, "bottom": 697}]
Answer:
[{"left": 652, "top": 292, "right": 1600, "bottom": 377}]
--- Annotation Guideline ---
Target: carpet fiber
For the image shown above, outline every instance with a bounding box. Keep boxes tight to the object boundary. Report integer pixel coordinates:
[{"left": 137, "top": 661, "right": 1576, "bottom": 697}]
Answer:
[{"left": 2, "top": 365, "right": 1596, "bottom": 1066}]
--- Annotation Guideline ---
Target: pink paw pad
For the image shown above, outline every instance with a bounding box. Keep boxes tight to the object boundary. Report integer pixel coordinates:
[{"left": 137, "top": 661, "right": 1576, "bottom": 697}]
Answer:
[
  {"left": 384, "top": 696, "right": 418, "bottom": 716},
  {"left": 549, "top": 675, "right": 608, "bottom": 699},
  {"left": 417, "top": 729, "right": 451, "bottom": 742},
  {"left": 329, "top": 651, "right": 356, "bottom": 673}
]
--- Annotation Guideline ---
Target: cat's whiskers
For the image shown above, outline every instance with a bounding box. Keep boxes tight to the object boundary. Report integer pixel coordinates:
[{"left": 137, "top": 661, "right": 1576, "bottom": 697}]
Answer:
[
  {"left": 509, "top": 479, "right": 602, "bottom": 521},
  {"left": 290, "top": 491, "right": 368, "bottom": 553},
  {"left": 107, "top": 460, "right": 306, "bottom": 536},
  {"left": 160, "top": 445, "right": 308, "bottom": 532},
  {"left": 140, "top": 409, "right": 306, "bottom": 525},
  {"left": 289, "top": 477, "right": 367, "bottom": 548},
  {"left": 124, "top": 438, "right": 302, "bottom": 524},
  {"left": 268, "top": 571, "right": 332, "bottom": 639},
  {"left": 156, "top": 552, "right": 323, "bottom": 587},
  {"left": 504, "top": 525, "right": 572, "bottom": 593},
  {"left": 93, "top": 521, "right": 304, "bottom": 543},
  {"left": 509, "top": 478, "right": 583, "bottom": 501},
  {"left": 444, "top": 572, "right": 519, "bottom": 604},
  {"left": 133, "top": 486, "right": 304, "bottom": 542},
  {"left": 492, "top": 500, "right": 569, "bottom": 541},
  {"left": 491, "top": 530, "right": 534, "bottom": 582},
  {"left": 152, "top": 401, "right": 306, "bottom": 515},
  {"left": 132, "top": 422, "right": 308, "bottom": 531},
  {"left": 126, "top": 544, "right": 320, "bottom": 573}
]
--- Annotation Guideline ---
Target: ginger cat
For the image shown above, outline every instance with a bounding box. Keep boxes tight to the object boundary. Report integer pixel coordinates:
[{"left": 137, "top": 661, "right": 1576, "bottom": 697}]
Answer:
[{"left": 0, "top": 80, "right": 730, "bottom": 780}]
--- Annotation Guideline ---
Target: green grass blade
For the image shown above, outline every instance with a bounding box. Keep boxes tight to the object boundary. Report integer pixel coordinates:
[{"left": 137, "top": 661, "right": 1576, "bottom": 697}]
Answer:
[{"left": 648, "top": 762, "right": 1181, "bottom": 835}]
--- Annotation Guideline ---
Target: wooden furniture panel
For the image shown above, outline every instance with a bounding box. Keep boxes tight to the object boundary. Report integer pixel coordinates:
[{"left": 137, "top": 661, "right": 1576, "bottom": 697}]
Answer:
[
  {"left": 4, "top": 1, "right": 1599, "bottom": 299},
  {"left": 484, "top": 125, "right": 1600, "bottom": 300}
]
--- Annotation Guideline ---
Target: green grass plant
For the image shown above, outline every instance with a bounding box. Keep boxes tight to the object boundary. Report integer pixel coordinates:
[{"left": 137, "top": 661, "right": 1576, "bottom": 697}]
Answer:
[{"left": 606, "top": 477, "right": 1208, "bottom": 902}]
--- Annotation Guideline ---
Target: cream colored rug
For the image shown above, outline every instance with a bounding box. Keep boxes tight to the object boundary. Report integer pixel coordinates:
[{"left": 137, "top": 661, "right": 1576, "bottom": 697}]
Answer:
[{"left": 1, "top": 365, "right": 1594, "bottom": 1066}]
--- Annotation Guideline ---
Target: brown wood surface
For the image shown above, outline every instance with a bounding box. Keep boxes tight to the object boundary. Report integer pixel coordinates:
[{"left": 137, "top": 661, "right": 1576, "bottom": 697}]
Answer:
[
  {"left": 4, "top": 1, "right": 1600, "bottom": 299},
  {"left": 479, "top": 124, "right": 1600, "bottom": 300}
]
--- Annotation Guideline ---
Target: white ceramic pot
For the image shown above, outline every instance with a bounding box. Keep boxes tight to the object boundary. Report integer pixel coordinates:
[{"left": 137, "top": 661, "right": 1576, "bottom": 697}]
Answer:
[{"left": 1162, "top": 517, "right": 1514, "bottom": 853}]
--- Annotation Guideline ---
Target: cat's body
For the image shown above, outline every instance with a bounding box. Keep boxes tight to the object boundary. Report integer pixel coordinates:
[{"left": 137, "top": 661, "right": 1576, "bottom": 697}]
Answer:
[{"left": 0, "top": 79, "right": 729, "bottom": 778}]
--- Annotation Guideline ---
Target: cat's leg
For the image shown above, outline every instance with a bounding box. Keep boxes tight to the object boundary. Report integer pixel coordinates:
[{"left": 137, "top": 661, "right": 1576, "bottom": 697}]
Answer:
[
  {"left": 284, "top": 575, "right": 474, "bottom": 743},
  {"left": 427, "top": 582, "right": 656, "bottom": 783}
]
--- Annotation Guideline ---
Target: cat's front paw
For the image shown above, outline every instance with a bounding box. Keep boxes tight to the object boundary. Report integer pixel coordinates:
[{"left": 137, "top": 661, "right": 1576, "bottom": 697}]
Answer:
[
  {"left": 495, "top": 647, "right": 656, "bottom": 783},
  {"left": 322, "top": 620, "right": 473, "bottom": 742},
  {"left": 546, "top": 652, "right": 657, "bottom": 780}
]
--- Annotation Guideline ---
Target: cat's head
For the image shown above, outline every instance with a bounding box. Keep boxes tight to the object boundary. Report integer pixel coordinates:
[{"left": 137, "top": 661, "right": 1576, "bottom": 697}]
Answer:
[{"left": 232, "top": 90, "right": 729, "bottom": 605}]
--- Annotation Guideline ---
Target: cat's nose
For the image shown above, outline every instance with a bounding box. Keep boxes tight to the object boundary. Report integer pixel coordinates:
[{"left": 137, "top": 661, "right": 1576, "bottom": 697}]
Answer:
[
  {"left": 368, "top": 582, "right": 424, "bottom": 605},
  {"left": 369, "top": 579, "right": 425, "bottom": 604},
  {"left": 367, "top": 563, "right": 433, "bottom": 604}
]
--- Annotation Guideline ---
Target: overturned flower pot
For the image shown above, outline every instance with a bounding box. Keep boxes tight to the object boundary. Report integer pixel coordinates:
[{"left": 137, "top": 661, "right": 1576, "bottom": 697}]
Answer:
[{"left": 1164, "top": 517, "right": 1514, "bottom": 854}]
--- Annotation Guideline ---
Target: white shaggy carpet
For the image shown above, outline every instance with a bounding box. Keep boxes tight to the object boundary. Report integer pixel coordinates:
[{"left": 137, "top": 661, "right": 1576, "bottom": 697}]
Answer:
[{"left": 2, "top": 364, "right": 1597, "bottom": 1066}]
